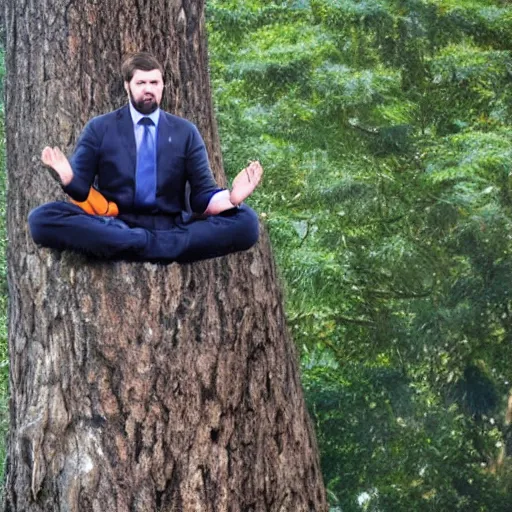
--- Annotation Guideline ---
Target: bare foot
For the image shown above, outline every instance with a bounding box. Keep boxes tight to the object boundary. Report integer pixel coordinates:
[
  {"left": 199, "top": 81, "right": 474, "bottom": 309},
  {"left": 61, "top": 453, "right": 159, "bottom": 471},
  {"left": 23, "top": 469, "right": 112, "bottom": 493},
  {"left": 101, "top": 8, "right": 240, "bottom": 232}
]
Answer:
[
  {"left": 41, "top": 146, "right": 73, "bottom": 186},
  {"left": 230, "top": 161, "right": 263, "bottom": 206}
]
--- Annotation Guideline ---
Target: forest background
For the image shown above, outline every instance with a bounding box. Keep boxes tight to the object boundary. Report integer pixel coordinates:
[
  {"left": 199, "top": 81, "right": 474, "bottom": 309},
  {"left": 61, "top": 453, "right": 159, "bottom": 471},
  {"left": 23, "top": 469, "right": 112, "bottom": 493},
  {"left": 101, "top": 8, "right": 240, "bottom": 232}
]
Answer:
[{"left": 2, "top": 0, "right": 512, "bottom": 510}]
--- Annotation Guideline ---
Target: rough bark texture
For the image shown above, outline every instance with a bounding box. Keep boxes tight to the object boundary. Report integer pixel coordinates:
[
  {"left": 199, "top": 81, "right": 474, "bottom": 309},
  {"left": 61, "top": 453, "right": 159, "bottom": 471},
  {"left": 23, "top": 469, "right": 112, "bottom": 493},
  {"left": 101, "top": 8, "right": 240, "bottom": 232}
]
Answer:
[{"left": 3, "top": 1, "right": 328, "bottom": 511}]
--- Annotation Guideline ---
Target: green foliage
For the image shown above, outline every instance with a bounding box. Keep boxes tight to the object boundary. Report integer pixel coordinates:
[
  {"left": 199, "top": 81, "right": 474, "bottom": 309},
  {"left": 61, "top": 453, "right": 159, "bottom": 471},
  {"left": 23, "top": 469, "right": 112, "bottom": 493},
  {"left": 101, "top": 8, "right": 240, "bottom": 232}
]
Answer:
[
  {"left": 209, "top": 0, "right": 512, "bottom": 509},
  {"left": 304, "top": 363, "right": 510, "bottom": 512}
]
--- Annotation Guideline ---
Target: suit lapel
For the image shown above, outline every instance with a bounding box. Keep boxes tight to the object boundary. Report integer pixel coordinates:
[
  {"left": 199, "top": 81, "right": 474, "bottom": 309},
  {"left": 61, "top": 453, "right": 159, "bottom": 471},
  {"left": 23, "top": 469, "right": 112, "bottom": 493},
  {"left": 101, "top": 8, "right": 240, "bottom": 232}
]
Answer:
[
  {"left": 156, "top": 111, "right": 173, "bottom": 171},
  {"left": 116, "top": 105, "right": 137, "bottom": 166}
]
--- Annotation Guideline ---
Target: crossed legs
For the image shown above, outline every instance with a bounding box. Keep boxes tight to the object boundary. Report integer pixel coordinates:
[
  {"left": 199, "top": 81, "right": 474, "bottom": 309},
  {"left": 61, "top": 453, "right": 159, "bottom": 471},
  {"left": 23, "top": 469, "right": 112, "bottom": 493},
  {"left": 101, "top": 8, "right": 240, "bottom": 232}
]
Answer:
[
  {"left": 28, "top": 202, "right": 259, "bottom": 262},
  {"left": 31, "top": 148, "right": 262, "bottom": 262}
]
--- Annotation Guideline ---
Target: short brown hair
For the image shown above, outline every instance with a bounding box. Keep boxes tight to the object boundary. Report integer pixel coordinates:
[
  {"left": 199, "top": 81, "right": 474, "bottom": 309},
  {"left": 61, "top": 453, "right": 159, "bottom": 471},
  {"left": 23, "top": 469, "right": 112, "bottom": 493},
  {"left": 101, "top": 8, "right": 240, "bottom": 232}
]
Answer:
[{"left": 121, "top": 52, "right": 164, "bottom": 82}]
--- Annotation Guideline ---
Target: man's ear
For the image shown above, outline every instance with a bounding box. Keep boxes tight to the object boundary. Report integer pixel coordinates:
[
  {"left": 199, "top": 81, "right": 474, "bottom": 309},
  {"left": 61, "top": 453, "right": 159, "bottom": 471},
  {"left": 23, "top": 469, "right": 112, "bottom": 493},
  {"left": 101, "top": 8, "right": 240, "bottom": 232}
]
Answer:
[{"left": 124, "top": 82, "right": 129, "bottom": 94}]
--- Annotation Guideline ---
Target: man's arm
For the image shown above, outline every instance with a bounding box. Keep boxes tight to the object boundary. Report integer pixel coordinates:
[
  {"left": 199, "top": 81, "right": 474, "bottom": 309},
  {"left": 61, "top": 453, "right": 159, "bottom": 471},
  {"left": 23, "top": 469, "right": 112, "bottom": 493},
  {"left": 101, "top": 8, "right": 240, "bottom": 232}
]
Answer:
[
  {"left": 63, "top": 120, "right": 102, "bottom": 202},
  {"left": 41, "top": 146, "right": 74, "bottom": 186},
  {"left": 41, "top": 145, "right": 118, "bottom": 216},
  {"left": 183, "top": 123, "right": 263, "bottom": 216},
  {"left": 204, "top": 161, "right": 264, "bottom": 216},
  {"left": 41, "top": 121, "right": 100, "bottom": 202},
  {"left": 183, "top": 124, "right": 222, "bottom": 213}
]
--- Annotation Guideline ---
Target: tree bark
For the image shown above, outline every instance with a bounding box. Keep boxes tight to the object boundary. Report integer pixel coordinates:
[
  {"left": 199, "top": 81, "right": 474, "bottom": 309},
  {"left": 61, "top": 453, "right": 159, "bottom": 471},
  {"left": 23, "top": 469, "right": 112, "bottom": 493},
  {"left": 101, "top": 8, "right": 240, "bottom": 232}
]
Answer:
[{"left": 3, "top": 1, "right": 327, "bottom": 511}]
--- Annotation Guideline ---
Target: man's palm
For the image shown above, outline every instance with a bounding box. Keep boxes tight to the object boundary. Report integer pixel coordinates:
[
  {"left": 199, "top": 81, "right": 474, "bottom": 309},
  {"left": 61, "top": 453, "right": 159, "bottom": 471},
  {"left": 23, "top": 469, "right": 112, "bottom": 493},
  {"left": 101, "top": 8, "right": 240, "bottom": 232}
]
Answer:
[{"left": 41, "top": 146, "right": 74, "bottom": 186}]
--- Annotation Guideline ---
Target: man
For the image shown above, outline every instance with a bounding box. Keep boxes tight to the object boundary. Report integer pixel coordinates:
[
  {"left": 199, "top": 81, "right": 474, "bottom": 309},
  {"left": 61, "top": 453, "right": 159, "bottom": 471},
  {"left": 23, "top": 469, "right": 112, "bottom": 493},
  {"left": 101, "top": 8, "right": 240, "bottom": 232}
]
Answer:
[{"left": 29, "top": 52, "right": 263, "bottom": 263}]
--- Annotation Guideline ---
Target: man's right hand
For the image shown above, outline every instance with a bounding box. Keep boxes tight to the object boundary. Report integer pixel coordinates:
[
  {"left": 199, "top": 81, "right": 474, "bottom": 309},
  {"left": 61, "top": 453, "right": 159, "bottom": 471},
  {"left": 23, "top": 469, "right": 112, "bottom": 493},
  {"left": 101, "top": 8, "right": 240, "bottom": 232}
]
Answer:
[{"left": 41, "top": 146, "right": 74, "bottom": 186}]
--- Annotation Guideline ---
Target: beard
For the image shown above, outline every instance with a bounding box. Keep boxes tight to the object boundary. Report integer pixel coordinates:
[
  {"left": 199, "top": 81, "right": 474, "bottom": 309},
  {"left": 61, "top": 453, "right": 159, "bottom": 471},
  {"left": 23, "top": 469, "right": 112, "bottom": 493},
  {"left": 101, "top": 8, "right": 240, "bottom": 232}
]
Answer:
[{"left": 128, "top": 87, "right": 159, "bottom": 115}]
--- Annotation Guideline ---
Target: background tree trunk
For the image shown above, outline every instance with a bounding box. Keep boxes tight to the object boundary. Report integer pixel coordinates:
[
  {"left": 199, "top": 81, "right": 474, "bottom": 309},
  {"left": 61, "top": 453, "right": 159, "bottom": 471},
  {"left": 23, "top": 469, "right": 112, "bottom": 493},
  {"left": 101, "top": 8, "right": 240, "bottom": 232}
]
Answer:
[{"left": 3, "top": 1, "right": 327, "bottom": 511}]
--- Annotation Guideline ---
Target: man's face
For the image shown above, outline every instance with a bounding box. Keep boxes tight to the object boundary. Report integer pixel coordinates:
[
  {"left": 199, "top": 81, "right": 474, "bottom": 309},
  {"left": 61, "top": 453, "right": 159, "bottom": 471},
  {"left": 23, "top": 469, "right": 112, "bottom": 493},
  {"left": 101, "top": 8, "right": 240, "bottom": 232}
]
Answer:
[{"left": 125, "top": 68, "right": 164, "bottom": 115}]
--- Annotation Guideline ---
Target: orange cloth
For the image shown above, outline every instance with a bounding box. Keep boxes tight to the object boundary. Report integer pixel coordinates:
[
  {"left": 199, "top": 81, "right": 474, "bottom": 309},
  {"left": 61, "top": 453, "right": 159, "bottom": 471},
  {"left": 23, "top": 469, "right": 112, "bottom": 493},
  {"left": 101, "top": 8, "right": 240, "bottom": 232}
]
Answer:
[{"left": 70, "top": 187, "right": 119, "bottom": 217}]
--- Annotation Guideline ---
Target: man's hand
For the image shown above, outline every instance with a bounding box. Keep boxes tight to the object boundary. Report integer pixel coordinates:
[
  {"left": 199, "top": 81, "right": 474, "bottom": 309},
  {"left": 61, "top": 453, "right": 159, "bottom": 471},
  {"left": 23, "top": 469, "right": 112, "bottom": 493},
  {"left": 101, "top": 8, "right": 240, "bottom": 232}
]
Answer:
[
  {"left": 41, "top": 146, "right": 74, "bottom": 186},
  {"left": 230, "top": 160, "right": 264, "bottom": 206},
  {"left": 204, "top": 161, "right": 264, "bottom": 216}
]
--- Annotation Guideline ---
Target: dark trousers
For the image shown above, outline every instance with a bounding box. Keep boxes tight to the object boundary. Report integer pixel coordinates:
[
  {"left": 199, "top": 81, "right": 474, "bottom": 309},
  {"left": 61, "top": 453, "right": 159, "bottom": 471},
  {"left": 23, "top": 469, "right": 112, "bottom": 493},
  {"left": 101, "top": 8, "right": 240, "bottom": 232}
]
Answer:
[{"left": 28, "top": 202, "right": 259, "bottom": 263}]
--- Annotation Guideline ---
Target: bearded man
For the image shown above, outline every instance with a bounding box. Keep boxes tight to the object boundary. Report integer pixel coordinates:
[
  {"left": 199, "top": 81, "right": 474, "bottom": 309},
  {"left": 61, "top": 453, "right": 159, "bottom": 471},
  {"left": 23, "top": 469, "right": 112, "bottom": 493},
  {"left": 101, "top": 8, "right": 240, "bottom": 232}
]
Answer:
[{"left": 29, "top": 52, "right": 262, "bottom": 263}]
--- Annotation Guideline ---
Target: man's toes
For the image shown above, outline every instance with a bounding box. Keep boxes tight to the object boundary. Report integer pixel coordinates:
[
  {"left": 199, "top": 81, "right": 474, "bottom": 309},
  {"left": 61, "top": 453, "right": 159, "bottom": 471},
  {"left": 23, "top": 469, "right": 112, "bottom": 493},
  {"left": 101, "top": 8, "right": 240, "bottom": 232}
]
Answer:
[
  {"left": 54, "top": 147, "right": 66, "bottom": 160},
  {"left": 50, "top": 148, "right": 65, "bottom": 165},
  {"left": 249, "top": 163, "right": 263, "bottom": 185}
]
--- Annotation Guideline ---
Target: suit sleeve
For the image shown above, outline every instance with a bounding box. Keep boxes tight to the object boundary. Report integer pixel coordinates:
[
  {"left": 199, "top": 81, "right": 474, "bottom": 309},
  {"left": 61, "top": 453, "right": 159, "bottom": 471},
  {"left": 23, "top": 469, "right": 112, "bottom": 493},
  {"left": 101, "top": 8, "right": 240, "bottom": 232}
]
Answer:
[
  {"left": 184, "top": 124, "right": 223, "bottom": 213},
  {"left": 62, "top": 120, "right": 101, "bottom": 202}
]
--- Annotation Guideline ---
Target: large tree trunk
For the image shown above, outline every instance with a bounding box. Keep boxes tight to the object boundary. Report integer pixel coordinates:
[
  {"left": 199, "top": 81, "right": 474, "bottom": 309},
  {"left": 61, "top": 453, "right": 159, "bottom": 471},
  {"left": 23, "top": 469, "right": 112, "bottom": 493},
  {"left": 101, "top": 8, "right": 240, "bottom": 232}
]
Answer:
[{"left": 3, "top": 1, "right": 327, "bottom": 511}]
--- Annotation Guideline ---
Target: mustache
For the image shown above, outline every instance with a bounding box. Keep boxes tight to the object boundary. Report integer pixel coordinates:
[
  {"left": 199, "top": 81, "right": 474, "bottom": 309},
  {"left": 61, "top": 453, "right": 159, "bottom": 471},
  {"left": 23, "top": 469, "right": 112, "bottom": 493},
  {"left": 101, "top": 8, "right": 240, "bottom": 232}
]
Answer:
[{"left": 128, "top": 89, "right": 158, "bottom": 115}]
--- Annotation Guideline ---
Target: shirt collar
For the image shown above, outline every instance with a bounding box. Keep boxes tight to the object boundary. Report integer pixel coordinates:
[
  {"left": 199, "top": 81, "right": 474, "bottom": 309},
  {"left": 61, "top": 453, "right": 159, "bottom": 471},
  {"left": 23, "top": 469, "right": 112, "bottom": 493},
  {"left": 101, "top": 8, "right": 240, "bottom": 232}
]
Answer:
[{"left": 128, "top": 102, "right": 161, "bottom": 126}]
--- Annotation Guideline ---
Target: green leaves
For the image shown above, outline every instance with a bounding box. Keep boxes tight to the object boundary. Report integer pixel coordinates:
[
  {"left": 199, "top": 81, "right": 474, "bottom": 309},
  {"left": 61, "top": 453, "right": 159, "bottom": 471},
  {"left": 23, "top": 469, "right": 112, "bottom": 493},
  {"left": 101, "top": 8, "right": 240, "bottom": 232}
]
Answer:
[{"left": 208, "top": 0, "right": 512, "bottom": 508}]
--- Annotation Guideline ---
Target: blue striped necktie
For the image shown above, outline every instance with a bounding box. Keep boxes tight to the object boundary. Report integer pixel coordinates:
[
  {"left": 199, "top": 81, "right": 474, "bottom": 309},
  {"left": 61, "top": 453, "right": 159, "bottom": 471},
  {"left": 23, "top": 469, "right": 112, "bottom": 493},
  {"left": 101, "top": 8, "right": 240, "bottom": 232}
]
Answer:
[{"left": 135, "top": 117, "right": 156, "bottom": 208}]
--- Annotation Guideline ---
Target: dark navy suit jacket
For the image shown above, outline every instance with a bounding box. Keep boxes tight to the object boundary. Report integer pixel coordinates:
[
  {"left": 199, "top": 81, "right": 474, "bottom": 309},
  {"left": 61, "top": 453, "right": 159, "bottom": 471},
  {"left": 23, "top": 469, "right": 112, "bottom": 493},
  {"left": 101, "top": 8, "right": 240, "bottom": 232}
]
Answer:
[{"left": 63, "top": 105, "right": 220, "bottom": 223}]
